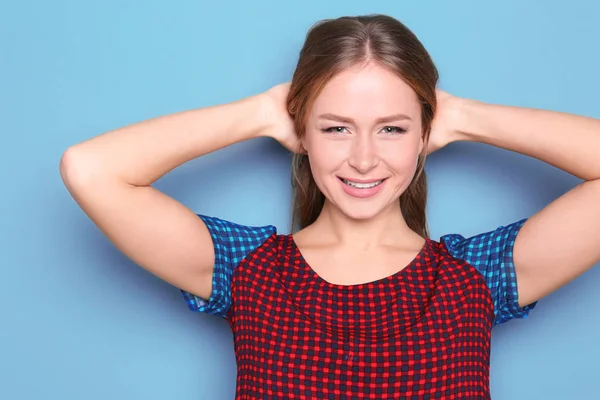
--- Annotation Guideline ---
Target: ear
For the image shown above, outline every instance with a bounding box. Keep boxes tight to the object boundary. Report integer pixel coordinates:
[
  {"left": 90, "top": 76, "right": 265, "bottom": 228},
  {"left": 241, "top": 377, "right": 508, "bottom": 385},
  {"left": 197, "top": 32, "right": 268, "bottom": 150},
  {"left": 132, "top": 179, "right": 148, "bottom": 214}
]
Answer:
[
  {"left": 298, "top": 142, "right": 308, "bottom": 155},
  {"left": 418, "top": 134, "right": 426, "bottom": 156},
  {"left": 300, "top": 136, "right": 309, "bottom": 155}
]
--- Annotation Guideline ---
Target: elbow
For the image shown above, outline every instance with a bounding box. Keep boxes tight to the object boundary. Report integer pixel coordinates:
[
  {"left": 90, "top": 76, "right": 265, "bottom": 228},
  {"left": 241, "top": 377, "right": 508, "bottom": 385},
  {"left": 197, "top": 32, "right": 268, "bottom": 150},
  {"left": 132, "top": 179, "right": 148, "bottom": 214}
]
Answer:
[
  {"left": 59, "top": 146, "right": 81, "bottom": 191},
  {"left": 60, "top": 145, "right": 124, "bottom": 195},
  {"left": 59, "top": 145, "right": 96, "bottom": 192},
  {"left": 59, "top": 146, "right": 74, "bottom": 183}
]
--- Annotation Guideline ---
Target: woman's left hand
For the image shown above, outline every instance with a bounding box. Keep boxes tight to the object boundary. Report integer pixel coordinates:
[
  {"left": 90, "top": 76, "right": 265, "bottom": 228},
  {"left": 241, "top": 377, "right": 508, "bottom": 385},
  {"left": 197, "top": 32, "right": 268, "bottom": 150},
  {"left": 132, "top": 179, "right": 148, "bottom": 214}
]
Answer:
[{"left": 426, "top": 89, "right": 465, "bottom": 155}]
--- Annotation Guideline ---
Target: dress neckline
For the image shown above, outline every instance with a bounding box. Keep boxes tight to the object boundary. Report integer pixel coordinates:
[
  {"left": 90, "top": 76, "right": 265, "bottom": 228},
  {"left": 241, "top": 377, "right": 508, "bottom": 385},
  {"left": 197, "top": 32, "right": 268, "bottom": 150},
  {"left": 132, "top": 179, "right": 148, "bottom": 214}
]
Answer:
[{"left": 288, "top": 235, "right": 431, "bottom": 289}]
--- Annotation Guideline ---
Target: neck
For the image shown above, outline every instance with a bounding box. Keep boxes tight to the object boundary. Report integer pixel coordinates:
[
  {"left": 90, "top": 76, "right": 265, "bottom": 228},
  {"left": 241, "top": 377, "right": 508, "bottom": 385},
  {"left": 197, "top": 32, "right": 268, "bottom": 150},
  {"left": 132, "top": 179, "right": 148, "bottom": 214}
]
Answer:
[{"left": 310, "top": 200, "right": 417, "bottom": 248}]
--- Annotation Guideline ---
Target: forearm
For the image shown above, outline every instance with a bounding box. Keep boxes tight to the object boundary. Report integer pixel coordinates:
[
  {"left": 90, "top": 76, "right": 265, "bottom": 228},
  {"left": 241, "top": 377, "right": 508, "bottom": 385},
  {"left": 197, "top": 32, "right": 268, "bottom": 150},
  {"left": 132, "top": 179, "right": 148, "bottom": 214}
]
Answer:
[
  {"left": 454, "top": 99, "right": 600, "bottom": 181},
  {"left": 61, "top": 94, "right": 269, "bottom": 187}
]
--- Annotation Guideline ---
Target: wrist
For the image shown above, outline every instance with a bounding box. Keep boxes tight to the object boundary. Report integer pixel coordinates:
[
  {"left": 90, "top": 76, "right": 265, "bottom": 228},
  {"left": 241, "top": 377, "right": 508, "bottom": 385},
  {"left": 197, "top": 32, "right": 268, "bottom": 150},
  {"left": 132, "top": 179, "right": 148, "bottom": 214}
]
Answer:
[
  {"left": 251, "top": 92, "right": 277, "bottom": 139},
  {"left": 450, "top": 97, "right": 485, "bottom": 143},
  {"left": 235, "top": 94, "right": 274, "bottom": 141}
]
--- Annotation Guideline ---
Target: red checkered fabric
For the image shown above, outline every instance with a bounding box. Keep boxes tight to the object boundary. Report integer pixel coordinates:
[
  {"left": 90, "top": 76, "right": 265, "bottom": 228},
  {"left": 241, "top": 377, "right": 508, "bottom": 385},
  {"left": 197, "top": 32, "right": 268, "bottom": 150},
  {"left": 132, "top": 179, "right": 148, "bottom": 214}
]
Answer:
[
  {"left": 230, "top": 235, "right": 492, "bottom": 399},
  {"left": 182, "top": 216, "right": 536, "bottom": 399}
]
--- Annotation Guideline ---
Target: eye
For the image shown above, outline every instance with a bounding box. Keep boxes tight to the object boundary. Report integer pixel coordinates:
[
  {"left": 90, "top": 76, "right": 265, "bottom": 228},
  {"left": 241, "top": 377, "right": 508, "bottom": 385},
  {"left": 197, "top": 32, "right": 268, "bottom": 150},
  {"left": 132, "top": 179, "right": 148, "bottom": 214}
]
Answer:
[
  {"left": 380, "top": 126, "right": 407, "bottom": 135},
  {"left": 321, "top": 126, "right": 349, "bottom": 134}
]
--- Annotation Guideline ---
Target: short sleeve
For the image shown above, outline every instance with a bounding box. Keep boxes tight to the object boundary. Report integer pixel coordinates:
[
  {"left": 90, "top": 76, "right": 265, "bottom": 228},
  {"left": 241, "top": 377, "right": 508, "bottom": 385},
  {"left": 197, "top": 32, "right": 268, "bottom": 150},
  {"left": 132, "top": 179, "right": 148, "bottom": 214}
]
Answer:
[
  {"left": 440, "top": 218, "right": 537, "bottom": 327},
  {"left": 180, "top": 215, "right": 276, "bottom": 319}
]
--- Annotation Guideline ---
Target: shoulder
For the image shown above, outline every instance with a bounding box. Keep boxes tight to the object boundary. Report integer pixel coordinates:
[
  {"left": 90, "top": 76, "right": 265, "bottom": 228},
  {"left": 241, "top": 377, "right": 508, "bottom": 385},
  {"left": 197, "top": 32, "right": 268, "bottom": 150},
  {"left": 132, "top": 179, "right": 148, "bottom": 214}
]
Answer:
[
  {"left": 439, "top": 218, "right": 526, "bottom": 259},
  {"left": 199, "top": 214, "right": 277, "bottom": 240},
  {"left": 180, "top": 215, "right": 278, "bottom": 318},
  {"left": 198, "top": 214, "right": 276, "bottom": 259},
  {"left": 436, "top": 218, "right": 536, "bottom": 326}
]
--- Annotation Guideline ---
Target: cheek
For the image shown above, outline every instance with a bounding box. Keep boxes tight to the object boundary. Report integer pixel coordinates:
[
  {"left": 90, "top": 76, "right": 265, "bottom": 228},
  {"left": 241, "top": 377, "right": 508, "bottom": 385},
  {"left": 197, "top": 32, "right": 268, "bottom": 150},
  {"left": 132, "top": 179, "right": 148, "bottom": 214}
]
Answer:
[
  {"left": 380, "top": 140, "right": 421, "bottom": 174},
  {"left": 305, "top": 135, "right": 350, "bottom": 172},
  {"left": 307, "top": 145, "right": 343, "bottom": 185}
]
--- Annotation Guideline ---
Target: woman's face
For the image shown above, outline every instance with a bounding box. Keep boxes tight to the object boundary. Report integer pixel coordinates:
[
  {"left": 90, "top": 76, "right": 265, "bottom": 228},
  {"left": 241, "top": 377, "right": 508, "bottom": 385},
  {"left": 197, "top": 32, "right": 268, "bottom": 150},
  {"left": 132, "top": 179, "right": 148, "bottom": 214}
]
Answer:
[{"left": 303, "top": 62, "right": 424, "bottom": 222}]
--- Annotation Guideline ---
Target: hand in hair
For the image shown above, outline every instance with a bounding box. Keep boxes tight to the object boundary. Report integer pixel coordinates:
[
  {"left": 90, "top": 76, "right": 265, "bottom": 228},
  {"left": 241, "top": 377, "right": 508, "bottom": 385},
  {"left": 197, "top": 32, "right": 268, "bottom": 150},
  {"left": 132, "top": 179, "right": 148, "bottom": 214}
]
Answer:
[
  {"left": 426, "top": 89, "right": 464, "bottom": 155},
  {"left": 261, "top": 82, "right": 306, "bottom": 154}
]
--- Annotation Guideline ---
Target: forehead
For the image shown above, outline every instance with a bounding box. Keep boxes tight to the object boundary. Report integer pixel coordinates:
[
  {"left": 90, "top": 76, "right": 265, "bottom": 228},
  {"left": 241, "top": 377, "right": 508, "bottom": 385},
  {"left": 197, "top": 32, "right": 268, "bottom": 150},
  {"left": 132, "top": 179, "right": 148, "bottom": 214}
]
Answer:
[{"left": 310, "top": 63, "right": 421, "bottom": 120}]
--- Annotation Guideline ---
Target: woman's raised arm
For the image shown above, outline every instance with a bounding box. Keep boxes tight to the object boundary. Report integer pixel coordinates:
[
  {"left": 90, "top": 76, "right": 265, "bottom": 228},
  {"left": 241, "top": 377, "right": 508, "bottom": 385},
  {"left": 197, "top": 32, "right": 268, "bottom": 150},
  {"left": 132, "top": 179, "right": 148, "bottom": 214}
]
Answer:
[{"left": 59, "top": 86, "right": 293, "bottom": 300}]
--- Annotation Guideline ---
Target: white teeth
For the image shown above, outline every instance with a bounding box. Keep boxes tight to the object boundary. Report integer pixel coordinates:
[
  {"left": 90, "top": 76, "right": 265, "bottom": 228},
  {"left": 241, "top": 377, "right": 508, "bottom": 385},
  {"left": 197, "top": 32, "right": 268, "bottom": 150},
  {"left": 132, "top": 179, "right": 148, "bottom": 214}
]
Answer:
[{"left": 342, "top": 179, "right": 383, "bottom": 189}]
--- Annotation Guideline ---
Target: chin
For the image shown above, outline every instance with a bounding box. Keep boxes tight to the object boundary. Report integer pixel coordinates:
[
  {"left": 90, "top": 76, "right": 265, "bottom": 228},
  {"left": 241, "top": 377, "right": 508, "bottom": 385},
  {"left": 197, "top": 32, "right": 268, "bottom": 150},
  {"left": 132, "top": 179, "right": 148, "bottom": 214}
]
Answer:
[{"left": 333, "top": 198, "right": 395, "bottom": 222}]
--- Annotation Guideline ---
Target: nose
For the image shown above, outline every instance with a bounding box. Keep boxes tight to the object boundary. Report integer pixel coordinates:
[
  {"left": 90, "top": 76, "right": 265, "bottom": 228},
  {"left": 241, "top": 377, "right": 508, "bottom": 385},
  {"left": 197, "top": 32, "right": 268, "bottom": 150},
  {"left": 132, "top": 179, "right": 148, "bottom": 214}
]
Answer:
[{"left": 348, "top": 135, "right": 379, "bottom": 174}]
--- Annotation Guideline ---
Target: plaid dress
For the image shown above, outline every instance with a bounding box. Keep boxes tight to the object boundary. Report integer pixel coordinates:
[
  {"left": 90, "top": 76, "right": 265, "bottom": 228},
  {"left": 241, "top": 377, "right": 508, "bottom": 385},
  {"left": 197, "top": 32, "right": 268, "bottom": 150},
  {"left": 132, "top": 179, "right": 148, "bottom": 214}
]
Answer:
[{"left": 182, "top": 215, "right": 536, "bottom": 399}]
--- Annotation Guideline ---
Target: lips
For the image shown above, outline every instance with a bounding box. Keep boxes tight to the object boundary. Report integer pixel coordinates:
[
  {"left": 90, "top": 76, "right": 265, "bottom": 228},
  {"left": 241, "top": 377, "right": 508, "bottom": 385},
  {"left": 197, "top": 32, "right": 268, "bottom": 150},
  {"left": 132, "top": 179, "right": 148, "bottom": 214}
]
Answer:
[
  {"left": 336, "top": 177, "right": 389, "bottom": 198},
  {"left": 340, "top": 178, "right": 384, "bottom": 189},
  {"left": 338, "top": 177, "right": 386, "bottom": 183},
  {"left": 338, "top": 177, "right": 387, "bottom": 188}
]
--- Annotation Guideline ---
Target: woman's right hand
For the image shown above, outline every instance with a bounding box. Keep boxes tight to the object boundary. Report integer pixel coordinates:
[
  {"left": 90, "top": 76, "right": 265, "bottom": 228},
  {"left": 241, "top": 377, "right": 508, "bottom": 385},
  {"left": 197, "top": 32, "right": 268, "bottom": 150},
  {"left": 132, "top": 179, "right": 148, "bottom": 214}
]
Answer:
[{"left": 259, "top": 82, "right": 306, "bottom": 154}]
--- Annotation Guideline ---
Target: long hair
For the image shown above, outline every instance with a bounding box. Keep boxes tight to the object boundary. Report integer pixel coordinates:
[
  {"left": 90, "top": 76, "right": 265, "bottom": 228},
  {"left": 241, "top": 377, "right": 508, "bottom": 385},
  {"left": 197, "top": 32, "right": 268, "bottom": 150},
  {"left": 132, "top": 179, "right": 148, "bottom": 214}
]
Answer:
[{"left": 288, "top": 14, "right": 438, "bottom": 238}]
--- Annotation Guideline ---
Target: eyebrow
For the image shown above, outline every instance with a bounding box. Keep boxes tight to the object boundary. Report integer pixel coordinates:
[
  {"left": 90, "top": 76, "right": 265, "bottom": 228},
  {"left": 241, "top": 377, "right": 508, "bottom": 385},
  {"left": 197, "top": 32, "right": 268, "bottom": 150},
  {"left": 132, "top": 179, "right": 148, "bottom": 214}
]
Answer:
[{"left": 318, "top": 113, "right": 412, "bottom": 124}]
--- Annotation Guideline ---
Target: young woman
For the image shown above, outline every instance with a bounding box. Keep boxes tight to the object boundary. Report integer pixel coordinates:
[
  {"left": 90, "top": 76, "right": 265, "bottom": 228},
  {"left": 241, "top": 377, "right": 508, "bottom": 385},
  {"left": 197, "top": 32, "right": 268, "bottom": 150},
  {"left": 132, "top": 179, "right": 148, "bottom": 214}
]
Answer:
[{"left": 60, "top": 14, "right": 600, "bottom": 399}]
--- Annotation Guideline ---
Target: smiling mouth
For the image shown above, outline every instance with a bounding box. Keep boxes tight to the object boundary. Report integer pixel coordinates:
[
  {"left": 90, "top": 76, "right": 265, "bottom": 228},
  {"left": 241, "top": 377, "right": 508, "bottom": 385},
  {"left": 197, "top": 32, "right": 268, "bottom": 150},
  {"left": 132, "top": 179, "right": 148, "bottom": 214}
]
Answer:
[{"left": 339, "top": 177, "right": 386, "bottom": 189}]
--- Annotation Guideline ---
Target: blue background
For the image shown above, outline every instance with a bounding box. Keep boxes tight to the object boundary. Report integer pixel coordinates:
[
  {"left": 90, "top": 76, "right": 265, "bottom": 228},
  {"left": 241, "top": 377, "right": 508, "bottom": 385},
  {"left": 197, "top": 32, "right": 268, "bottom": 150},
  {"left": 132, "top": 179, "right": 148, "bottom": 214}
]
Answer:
[{"left": 2, "top": 0, "right": 599, "bottom": 399}]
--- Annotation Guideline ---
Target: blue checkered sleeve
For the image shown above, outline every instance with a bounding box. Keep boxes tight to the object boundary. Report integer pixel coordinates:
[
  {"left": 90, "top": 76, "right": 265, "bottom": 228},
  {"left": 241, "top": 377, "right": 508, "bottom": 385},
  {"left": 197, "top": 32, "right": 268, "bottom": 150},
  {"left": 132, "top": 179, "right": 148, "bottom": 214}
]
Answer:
[
  {"left": 180, "top": 215, "right": 276, "bottom": 319},
  {"left": 440, "top": 218, "right": 537, "bottom": 327}
]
